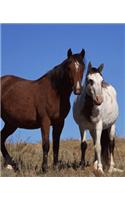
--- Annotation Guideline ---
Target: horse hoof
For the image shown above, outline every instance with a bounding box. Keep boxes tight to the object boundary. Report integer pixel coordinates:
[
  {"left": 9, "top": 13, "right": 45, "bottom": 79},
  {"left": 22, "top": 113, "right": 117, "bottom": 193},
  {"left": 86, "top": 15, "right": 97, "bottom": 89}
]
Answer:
[
  {"left": 81, "top": 165, "right": 85, "bottom": 170},
  {"left": 53, "top": 163, "right": 60, "bottom": 171},
  {"left": 108, "top": 167, "right": 124, "bottom": 174},
  {"left": 42, "top": 168, "right": 48, "bottom": 173},
  {"left": 80, "top": 162, "right": 85, "bottom": 170},
  {"left": 6, "top": 164, "right": 13, "bottom": 170},
  {"left": 80, "top": 161, "right": 90, "bottom": 169},
  {"left": 98, "top": 168, "right": 104, "bottom": 175},
  {"left": 6, "top": 161, "right": 19, "bottom": 172},
  {"left": 93, "top": 160, "right": 98, "bottom": 170},
  {"left": 93, "top": 168, "right": 104, "bottom": 176},
  {"left": 86, "top": 161, "right": 91, "bottom": 167},
  {"left": 42, "top": 165, "right": 48, "bottom": 173},
  {"left": 12, "top": 162, "right": 19, "bottom": 172}
]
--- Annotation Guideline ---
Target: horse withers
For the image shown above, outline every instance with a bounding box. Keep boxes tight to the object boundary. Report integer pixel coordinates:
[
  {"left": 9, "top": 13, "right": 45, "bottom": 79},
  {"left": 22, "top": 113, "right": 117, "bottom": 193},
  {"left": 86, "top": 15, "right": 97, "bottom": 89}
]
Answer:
[
  {"left": 73, "top": 62, "right": 120, "bottom": 174},
  {"left": 1, "top": 48, "right": 85, "bottom": 172}
]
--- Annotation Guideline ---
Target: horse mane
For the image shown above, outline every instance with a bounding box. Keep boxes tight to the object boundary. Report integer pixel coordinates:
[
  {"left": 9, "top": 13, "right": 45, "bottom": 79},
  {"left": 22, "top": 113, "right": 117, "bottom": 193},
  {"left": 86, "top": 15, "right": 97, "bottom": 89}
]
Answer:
[
  {"left": 36, "top": 59, "right": 71, "bottom": 94},
  {"left": 37, "top": 59, "right": 68, "bottom": 81},
  {"left": 49, "top": 60, "right": 71, "bottom": 92},
  {"left": 102, "top": 80, "right": 110, "bottom": 88},
  {"left": 87, "top": 67, "right": 103, "bottom": 76}
]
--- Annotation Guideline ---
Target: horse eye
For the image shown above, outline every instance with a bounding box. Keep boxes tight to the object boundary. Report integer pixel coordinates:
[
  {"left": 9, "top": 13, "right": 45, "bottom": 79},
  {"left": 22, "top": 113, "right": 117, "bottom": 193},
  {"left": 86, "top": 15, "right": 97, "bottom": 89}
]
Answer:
[{"left": 88, "top": 79, "right": 94, "bottom": 85}]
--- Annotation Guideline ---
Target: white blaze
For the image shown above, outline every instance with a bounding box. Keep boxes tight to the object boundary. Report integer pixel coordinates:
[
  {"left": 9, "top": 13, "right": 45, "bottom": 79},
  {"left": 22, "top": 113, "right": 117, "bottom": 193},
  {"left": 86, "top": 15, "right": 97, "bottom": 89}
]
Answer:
[
  {"left": 76, "top": 81, "right": 80, "bottom": 90},
  {"left": 75, "top": 61, "right": 80, "bottom": 72}
]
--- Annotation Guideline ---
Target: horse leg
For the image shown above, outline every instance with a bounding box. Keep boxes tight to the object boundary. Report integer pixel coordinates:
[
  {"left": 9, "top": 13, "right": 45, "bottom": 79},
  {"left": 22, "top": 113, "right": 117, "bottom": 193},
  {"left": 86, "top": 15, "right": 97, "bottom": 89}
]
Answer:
[
  {"left": 52, "top": 120, "right": 64, "bottom": 169},
  {"left": 108, "top": 124, "right": 115, "bottom": 173},
  {"left": 101, "top": 129, "right": 110, "bottom": 169},
  {"left": 94, "top": 122, "right": 104, "bottom": 174},
  {"left": 79, "top": 127, "right": 87, "bottom": 169},
  {"left": 1, "top": 123, "right": 18, "bottom": 171},
  {"left": 90, "top": 130, "right": 97, "bottom": 169},
  {"left": 41, "top": 117, "right": 50, "bottom": 173}
]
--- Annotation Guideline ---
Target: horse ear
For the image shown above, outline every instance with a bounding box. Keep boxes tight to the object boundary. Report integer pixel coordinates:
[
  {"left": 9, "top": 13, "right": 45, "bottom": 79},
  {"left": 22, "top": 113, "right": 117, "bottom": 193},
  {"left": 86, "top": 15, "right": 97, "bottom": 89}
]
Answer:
[
  {"left": 80, "top": 49, "right": 85, "bottom": 59},
  {"left": 67, "top": 48, "right": 72, "bottom": 59},
  {"left": 98, "top": 64, "right": 104, "bottom": 73},
  {"left": 88, "top": 62, "right": 92, "bottom": 72}
]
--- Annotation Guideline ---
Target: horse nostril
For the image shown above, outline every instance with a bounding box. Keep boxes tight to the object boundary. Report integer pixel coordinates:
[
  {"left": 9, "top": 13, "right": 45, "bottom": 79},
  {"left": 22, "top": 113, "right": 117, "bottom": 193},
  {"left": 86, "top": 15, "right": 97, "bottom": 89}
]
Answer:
[
  {"left": 73, "top": 82, "right": 81, "bottom": 95},
  {"left": 96, "top": 95, "right": 103, "bottom": 104},
  {"left": 96, "top": 96, "right": 99, "bottom": 101},
  {"left": 74, "top": 88, "right": 81, "bottom": 95}
]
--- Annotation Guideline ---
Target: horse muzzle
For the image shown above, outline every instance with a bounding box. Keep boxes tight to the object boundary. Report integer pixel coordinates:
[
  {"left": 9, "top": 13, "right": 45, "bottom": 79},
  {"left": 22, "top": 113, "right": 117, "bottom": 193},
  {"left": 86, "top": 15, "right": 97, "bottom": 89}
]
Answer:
[
  {"left": 74, "top": 88, "right": 81, "bottom": 95},
  {"left": 73, "top": 83, "right": 81, "bottom": 95},
  {"left": 94, "top": 95, "right": 103, "bottom": 105}
]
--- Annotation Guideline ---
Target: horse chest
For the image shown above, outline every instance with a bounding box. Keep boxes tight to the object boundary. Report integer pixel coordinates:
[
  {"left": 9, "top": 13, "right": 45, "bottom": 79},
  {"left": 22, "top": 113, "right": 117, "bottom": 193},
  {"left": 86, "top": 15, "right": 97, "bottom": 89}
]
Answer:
[
  {"left": 75, "top": 101, "right": 118, "bottom": 131},
  {"left": 46, "top": 95, "right": 70, "bottom": 120},
  {"left": 101, "top": 105, "right": 118, "bottom": 129},
  {"left": 78, "top": 111, "right": 100, "bottom": 130}
]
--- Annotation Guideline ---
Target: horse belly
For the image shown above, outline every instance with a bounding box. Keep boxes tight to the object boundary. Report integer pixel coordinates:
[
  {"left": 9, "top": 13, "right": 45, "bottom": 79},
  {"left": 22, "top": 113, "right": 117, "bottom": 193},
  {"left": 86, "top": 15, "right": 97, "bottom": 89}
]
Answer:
[
  {"left": 102, "top": 100, "right": 119, "bottom": 129},
  {"left": 46, "top": 93, "right": 70, "bottom": 122},
  {"left": 1, "top": 83, "right": 38, "bottom": 128},
  {"left": 73, "top": 103, "right": 95, "bottom": 130},
  {"left": 2, "top": 102, "right": 38, "bottom": 129},
  {"left": 102, "top": 110, "right": 118, "bottom": 129},
  {"left": 50, "top": 105, "right": 70, "bottom": 123}
]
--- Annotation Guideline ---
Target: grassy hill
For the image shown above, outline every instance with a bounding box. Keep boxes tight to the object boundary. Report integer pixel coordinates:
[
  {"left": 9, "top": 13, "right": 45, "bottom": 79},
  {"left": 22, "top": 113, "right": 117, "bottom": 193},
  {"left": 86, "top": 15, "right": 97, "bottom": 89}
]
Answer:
[{"left": 1, "top": 137, "right": 125, "bottom": 177}]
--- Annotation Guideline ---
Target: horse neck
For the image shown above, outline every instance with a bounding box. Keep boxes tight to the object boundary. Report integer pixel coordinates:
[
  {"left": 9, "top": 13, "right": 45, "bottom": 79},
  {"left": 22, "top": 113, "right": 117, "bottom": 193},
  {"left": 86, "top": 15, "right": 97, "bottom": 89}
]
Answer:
[
  {"left": 84, "top": 93, "right": 94, "bottom": 112},
  {"left": 52, "top": 62, "right": 73, "bottom": 97},
  {"left": 38, "top": 60, "right": 73, "bottom": 97},
  {"left": 82, "top": 89, "right": 99, "bottom": 121}
]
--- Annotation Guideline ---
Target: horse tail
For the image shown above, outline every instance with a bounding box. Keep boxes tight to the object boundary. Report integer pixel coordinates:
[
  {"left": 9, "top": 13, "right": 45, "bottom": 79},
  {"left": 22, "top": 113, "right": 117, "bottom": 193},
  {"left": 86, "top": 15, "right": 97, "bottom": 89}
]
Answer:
[{"left": 101, "top": 129, "right": 110, "bottom": 168}]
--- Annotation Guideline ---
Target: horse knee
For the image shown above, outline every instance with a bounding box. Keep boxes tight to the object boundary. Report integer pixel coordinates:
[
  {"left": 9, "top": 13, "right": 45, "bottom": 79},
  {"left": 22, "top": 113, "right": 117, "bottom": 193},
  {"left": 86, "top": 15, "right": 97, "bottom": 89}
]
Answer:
[
  {"left": 80, "top": 141, "right": 87, "bottom": 167},
  {"left": 43, "top": 141, "right": 50, "bottom": 154},
  {"left": 42, "top": 142, "right": 50, "bottom": 172},
  {"left": 1, "top": 134, "right": 8, "bottom": 157},
  {"left": 81, "top": 141, "right": 87, "bottom": 151},
  {"left": 1, "top": 130, "right": 7, "bottom": 144},
  {"left": 109, "top": 138, "right": 115, "bottom": 153},
  {"left": 95, "top": 143, "right": 101, "bottom": 153}
]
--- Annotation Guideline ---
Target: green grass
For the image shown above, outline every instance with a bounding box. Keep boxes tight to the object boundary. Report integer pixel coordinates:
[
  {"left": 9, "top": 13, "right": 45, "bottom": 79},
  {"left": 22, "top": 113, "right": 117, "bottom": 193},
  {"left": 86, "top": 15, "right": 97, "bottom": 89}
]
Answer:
[{"left": 1, "top": 138, "right": 125, "bottom": 177}]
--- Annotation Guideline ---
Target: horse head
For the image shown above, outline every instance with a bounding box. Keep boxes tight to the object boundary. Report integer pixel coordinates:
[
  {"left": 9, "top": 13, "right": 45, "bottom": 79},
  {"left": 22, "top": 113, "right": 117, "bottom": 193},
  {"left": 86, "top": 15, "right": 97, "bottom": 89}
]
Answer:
[
  {"left": 85, "top": 62, "right": 104, "bottom": 105},
  {"left": 65, "top": 48, "right": 85, "bottom": 95}
]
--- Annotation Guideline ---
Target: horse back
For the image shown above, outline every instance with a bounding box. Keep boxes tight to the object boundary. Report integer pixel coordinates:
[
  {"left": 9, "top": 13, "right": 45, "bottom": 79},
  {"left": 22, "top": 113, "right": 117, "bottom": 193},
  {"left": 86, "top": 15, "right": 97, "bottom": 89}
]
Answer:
[
  {"left": 1, "top": 75, "right": 27, "bottom": 96},
  {"left": 1, "top": 75, "right": 39, "bottom": 127},
  {"left": 1, "top": 74, "right": 71, "bottom": 128}
]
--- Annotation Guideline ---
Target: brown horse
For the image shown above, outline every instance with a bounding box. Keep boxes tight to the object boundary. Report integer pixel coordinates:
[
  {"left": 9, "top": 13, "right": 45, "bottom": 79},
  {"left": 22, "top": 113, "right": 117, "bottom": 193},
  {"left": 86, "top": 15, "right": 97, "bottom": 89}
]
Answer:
[{"left": 1, "top": 48, "right": 85, "bottom": 172}]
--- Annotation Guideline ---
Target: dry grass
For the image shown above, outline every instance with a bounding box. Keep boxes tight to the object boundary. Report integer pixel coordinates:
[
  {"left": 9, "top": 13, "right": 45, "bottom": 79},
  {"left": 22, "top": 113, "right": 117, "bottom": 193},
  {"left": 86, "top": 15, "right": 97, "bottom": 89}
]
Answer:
[{"left": 0, "top": 137, "right": 125, "bottom": 177}]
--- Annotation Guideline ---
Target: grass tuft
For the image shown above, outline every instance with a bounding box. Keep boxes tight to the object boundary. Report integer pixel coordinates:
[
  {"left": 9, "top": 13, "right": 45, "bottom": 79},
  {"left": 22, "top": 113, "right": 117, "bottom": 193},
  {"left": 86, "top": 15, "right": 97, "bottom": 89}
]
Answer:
[{"left": 1, "top": 138, "right": 125, "bottom": 177}]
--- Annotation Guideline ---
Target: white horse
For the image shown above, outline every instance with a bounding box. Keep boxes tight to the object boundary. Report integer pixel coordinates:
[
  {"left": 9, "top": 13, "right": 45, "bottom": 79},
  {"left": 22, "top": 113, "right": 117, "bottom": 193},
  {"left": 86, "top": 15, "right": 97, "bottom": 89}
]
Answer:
[{"left": 73, "top": 62, "right": 119, "bottom": 174}]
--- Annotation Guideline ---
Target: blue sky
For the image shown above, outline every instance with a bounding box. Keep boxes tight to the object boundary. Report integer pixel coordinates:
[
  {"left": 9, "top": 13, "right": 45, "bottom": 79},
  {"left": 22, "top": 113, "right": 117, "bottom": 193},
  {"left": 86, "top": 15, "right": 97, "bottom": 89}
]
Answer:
[{"left": 1, "top": 24, "right": 125, "bottom": 143}]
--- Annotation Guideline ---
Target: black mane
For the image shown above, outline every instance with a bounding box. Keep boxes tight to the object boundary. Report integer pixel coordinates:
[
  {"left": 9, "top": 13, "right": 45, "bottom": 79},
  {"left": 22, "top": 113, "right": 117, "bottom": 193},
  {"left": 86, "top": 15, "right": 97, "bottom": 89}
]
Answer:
[{"left": 88, "top": 67, "right": 102, "bottom": 76}]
